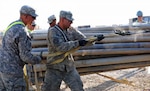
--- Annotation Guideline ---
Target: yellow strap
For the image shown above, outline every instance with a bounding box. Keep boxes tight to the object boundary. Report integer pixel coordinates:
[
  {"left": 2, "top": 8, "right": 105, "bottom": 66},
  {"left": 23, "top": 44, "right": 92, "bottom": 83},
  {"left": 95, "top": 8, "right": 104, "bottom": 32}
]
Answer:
[
  {"left": 50, "top": 46, "right": 81, "bottom": 64},
  {"left": 97, "top": 72, "right": 147, "bottom": 89},
  {"left": 3, "top": 21, "right": 25, "bottom": 35},
  {"left": 23, "top": 65, "right": 29, "bottom": 91},
  {"left": 49, "top": 37, "right": 98, "bottom": 64},
  {"left": 97, "top": 73, "right": 135, "bottom": 87},
  {"left": 33, "top": 65, "right": 40, "bottom": 91}
]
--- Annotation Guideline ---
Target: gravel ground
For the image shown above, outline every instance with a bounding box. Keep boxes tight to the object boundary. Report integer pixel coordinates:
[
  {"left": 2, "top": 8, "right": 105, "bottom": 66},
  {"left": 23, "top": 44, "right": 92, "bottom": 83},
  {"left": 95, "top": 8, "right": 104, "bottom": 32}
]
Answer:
[{"left": 60, "top": 67, "right": 150, "bottom": 91}]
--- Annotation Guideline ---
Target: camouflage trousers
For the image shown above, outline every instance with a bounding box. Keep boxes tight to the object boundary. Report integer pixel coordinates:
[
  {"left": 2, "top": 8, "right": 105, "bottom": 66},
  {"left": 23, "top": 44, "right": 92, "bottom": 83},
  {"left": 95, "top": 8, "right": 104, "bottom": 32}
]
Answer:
[
  {"left": 0, "top": 72, "right": 26, "bottom": 91},
  {"left": 41, "top": 67, "right": 84, "bottom": 91}
]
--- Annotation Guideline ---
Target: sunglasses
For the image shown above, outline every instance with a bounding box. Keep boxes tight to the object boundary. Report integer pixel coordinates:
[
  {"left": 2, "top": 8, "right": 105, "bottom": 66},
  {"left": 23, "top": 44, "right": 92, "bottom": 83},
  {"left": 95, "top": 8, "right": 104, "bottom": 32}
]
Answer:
[
  {"left": 32, "top": 16, "right": 36, "bottom": 19},
  {"left": 32, "top": 25, "right": 36, "bottom": 27}
]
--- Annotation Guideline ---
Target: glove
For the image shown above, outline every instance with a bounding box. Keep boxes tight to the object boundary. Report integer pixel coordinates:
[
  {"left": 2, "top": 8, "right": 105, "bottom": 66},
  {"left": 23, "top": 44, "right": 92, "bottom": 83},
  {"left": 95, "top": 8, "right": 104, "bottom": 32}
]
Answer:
[
  {"left": 95, "top": 34, "right": 105, "bottom": 41},
  {"left": 114, "top": 30, "right": 131, "bottom": 36},
  {"left": 78, "top": 39, "right": 88, "bottom": 46}
]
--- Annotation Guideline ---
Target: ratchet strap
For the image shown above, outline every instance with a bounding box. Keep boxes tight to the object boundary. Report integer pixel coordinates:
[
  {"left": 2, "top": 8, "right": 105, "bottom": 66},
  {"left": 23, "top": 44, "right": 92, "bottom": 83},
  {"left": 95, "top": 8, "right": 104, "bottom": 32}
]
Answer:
[
  {"left": 97, "top": 73, "right": 135, "bottom": 87},
  {"left": 48, "top": 36, "right": 98, "bottom": 64}
]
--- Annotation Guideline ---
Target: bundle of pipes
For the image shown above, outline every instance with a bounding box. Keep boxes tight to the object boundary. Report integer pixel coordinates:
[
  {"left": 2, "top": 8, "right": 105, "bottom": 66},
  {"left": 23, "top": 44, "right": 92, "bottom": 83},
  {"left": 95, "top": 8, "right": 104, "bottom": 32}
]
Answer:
[
  {"left": 27, "top": 27, "right": 150, "bottom": 84},
  {"left": 31, "top": 28, "right": 150, "bottom": 48},
  {"left": 115, "top": 24, "right": 150, "bottom": 30},
  {"left": 30, "top": 27, "right": 150, "bottom": 64}
]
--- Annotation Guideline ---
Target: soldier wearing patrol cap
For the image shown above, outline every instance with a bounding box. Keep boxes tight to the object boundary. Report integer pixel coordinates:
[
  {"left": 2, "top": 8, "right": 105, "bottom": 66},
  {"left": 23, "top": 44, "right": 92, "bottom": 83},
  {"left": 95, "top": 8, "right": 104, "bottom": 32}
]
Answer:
[
  {"left": 26, "top": 21, "right": 36, "bottom": 35},
  {"left": 0, "top": 5, "right": 42, "bottom": 91},
  {"left": 47, "top": 15, "right": 56, "bottom": 27},
  {"left": 41, "top": 10, "right": 87, "bottom": 91}
]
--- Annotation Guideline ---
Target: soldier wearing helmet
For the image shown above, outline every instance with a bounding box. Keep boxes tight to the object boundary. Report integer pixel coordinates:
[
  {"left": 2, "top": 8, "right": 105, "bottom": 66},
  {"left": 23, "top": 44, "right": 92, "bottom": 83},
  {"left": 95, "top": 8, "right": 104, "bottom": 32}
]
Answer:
[
  {"left": 132, "top": 10, "right": 145, "bottom": 25},
  {"left": 136, "top": 10, "right": 145, "bottom": 23}
]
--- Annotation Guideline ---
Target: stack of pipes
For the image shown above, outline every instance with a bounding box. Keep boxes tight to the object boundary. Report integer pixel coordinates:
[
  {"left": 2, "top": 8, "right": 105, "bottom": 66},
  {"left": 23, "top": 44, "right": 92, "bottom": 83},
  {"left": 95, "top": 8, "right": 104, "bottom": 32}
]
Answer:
[{"left": 28, "top": 26, "right": 150, "bottom": 84}]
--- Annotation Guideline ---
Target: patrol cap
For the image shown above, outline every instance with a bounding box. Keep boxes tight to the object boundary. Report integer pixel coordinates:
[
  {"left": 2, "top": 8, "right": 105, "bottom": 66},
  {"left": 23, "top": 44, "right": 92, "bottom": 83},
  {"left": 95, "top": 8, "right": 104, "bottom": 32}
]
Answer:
[
  {"left": 60, "top": 10, "right": 74, "bottom": 21},
  {"left": 31, "top": 21, "right": 36, "bottom": 26},
  {"left": 47, "top": 15, "right": 56, "bottom": 24},
  {"left": 20, "top": 5, "right": 38, "bottom": 17},
  {"left": 137, "top": 10, "right": 143, "bottom": 17}
]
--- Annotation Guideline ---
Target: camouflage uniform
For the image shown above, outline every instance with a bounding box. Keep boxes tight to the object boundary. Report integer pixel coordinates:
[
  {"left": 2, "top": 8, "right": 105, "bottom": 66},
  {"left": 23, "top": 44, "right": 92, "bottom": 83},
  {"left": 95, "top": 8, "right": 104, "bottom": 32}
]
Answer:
[
  {"left": 0, "top": 20, "right": 41, "bottom": 91},
  {"left": 41, "top": 25, "right": 85, "bottom": 91}
]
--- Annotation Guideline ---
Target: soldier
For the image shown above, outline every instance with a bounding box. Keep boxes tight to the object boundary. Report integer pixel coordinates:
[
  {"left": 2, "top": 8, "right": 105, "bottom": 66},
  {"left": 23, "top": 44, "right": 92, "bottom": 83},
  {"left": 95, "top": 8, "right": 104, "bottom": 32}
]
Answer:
[
  {"left": 47, "top": 15, "right": 56, "bottom": 27},
  {"left": 41, "top": 10, "right": 89, "bottom": 91},
  {"left": 26, "top": 21, "right": 36, "bottom": 37},
  {"left": 136, "top": 10, "right": 144, "bottom": 23},
  {"left": 0, "top": 5, "right": 42, "bottom": 91},
  {"left": 27, "top": 21, "right": 36, "bottom": 33},
  {"left": 133, "top": 10, "right": 146, "bottom": 25}
]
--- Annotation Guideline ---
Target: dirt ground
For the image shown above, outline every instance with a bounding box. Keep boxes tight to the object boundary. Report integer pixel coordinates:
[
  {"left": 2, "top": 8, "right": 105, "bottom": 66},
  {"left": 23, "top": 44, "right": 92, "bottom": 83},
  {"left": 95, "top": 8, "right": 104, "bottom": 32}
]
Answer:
[{"left": 60, "top": 67, "right": 150, "bottom": 91}]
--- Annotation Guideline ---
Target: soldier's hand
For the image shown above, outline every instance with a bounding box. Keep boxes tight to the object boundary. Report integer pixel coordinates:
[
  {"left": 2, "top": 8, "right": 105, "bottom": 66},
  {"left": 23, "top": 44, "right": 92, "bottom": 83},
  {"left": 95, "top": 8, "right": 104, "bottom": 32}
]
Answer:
[{"left": 78, "top": 39, "right": 88, "bottom": 46}]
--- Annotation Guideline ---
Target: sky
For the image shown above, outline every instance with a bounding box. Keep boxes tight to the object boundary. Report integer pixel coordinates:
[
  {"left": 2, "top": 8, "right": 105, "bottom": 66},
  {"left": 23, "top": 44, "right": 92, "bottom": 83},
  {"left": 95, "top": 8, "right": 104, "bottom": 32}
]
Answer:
[{"left": 0, "top": 0, "right": 149, "bottom": 30}]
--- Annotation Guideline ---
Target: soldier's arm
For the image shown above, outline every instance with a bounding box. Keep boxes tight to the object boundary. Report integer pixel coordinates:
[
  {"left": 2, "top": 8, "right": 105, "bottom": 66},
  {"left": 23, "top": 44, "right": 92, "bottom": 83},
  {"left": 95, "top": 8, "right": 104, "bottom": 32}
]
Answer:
[
  {"left": 18, "top": 28, "right": 41, "bottom": 64},
  {"left": 49, "top": 29, "right": 79, "bottom": 52},
  {"left": 68, "top": 27, "right": 86, "bottom": 40}
]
